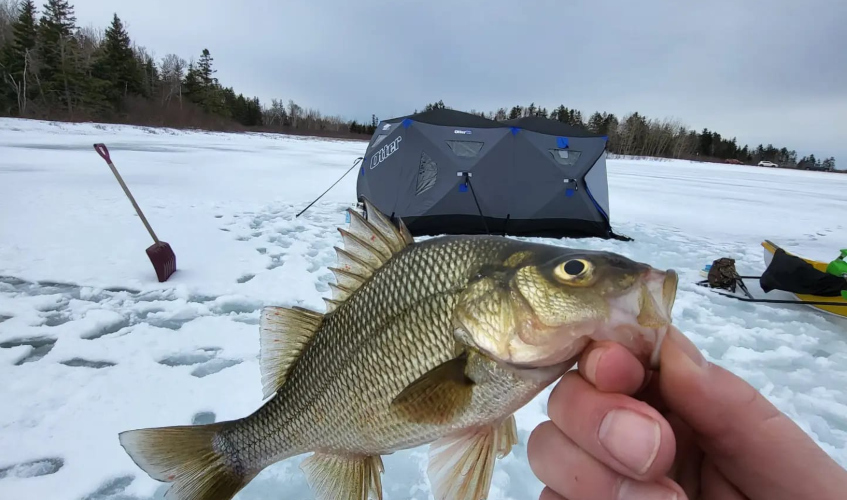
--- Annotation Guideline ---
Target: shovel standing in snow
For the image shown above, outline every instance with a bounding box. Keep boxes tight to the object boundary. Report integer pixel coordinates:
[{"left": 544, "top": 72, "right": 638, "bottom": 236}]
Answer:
[{"left": 93, "top": 143, "right": 177, "bottom": 283}]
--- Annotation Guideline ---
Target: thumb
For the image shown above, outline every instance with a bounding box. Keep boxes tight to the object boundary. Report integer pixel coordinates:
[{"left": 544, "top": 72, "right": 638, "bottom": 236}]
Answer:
[{"left": 658, "top": 326, "right": 847, "bottom": 500}]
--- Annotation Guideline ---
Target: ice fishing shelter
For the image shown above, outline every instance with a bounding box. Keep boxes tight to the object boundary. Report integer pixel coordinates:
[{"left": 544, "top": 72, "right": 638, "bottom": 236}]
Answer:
[{"left": 356, "top": 108, "right": 622, "bottom": 239}]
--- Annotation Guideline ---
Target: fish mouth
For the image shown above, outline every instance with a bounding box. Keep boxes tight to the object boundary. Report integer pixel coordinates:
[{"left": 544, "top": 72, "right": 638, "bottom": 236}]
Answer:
[{"left": 636, "top": 268, "right": 678, "bottom": 328}]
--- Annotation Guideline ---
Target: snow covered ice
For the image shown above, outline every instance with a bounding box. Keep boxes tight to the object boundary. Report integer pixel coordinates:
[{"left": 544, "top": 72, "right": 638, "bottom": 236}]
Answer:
[{"left": 1, "top": 117, "right": 846, "bottom": 500}]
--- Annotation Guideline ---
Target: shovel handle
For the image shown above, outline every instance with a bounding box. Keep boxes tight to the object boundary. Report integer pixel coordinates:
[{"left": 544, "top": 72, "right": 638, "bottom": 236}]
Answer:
[
  {"left": 93, "top": 143, "right": 160, "bottom": 244},
  {"left": 94, "top": 143, "right": 111, "bottom": 163}
]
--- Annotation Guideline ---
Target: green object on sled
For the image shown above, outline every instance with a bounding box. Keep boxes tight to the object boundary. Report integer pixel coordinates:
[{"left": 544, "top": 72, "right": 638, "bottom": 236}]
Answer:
[{"left": 827, "top": 249, "right": 847, "bottom": 278}]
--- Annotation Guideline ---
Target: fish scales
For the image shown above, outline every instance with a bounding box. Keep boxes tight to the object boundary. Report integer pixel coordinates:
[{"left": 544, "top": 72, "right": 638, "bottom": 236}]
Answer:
[{"left": 224, "top": 236, "right": 518, "bottom": 468}]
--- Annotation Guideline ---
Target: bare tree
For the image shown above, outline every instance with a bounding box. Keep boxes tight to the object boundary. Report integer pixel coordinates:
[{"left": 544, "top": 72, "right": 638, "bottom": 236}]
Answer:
[
  {"left": 263, "top": 98, "right": 287, "bottom": 126},
  {"left": 287, "top": 99, "right": 301, "bottom": 127},
  {"left": 160, "top": 53, "right": 185, "bottom": 106},
  {"left": 76, "top": 25, "right": 102, "bottom": 72}
]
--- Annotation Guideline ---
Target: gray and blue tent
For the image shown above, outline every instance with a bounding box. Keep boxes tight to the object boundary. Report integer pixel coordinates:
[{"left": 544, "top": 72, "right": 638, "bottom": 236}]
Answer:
[{"left": 356, "top": 108, "right": 624, "bottom": 240}]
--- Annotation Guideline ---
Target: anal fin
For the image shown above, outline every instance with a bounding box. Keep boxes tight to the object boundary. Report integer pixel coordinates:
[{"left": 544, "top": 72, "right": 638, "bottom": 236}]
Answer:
[
  {"left": 427, "top": 414, "right": 519, "bottom": 500},
  {"left": 301, "top": 452, "right": 384, "bottom": 500}
]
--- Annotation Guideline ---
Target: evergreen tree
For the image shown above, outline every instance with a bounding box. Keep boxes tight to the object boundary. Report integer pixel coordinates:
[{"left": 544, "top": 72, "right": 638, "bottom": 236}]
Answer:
[
  {"left": 821, "top": 157, "right": 836, "bottom": 171},
  {"left": 186, "top": 48, "right": 226, "bottom": 115},
  {"left": 697, "top": 128, "right": 712, "bottom": 157},
  {"left": 139, "top": 52, "right": 157, "bottom": 97},
  {"left": 553, "top": 105, "right": 567, "bottom": 122},
  {"left": 1, "top": 0, "right": 38, "bottom": 114},
  {"left": 93, "top": 13, "right": 142, "bottom": 106},
  {"left": 183, "top": 61, "right": 201, "bottom": 98},
  {"left": 568, "top": 109, "right": 583, "bottom": 127},
  {"left": 197, "top": 48, "right": 215, "bottom": 88},
  {"left": 2, "top": 0, "right": 38, "bottom": 72},
  {"left": 38, "top": 0, "right": 81, "bottom": 112},
  {"left": 423, "top": 100, "right": 445, "bottom": 111},
  {"left": 587, "top": 112, "right": 604, "bottom": 134}
]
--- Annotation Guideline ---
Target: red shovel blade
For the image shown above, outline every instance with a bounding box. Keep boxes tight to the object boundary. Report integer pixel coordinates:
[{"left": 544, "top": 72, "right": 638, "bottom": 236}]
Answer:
[{"left": 145, "top": 241, "right": 177, "bottom": 282}]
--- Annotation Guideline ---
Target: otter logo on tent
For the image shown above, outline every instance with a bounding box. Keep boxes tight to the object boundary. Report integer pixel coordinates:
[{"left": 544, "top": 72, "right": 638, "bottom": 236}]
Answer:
[
  {"left": 370, "top": 136, "right": 402, "bottom": 169},
  {"left": 454, "top": 129, "right": 472, "bottom": 135}
]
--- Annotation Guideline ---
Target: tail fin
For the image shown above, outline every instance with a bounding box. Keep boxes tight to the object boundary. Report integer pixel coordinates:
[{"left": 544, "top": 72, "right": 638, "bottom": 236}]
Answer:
[{"left": 118, "top": 422, "right": 251, "bottom": 500}]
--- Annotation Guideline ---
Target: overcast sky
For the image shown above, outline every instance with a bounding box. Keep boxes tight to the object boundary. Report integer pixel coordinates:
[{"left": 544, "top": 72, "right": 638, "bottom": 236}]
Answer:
[{"left": 69, "top": 0, "right": 846, "bottom": 165}]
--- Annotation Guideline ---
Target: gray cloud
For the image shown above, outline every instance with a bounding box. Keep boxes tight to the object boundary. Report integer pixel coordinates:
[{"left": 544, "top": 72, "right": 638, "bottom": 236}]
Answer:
[{"left": 71, "top": 0, "right": 846, "bottom": 162}]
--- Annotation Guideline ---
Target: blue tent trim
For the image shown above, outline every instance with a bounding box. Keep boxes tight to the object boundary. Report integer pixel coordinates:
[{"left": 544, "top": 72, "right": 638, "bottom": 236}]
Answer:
[
  {"left": 510, "top": 127, "right": 520, "bottom": 136},
  {"left": 402, "top": 118, "right": 413, "bottom": 129},
  {"left": 557, "top": 137, "right": 569, "bottom": 148}
]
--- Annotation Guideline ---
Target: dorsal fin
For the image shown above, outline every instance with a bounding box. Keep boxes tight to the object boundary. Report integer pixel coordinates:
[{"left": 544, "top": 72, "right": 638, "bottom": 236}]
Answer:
[
  {"left": 259, "top": 306, "right": 323, "bottom": 398},
  {"left": 325, "top": 199, "right": 414, "bottom": 312}
]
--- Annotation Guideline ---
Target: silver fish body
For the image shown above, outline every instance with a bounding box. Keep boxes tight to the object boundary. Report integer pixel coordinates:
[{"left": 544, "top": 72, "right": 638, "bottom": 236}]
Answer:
[{"left": 118, "top": 200, "right": 678, "bottom": 500}]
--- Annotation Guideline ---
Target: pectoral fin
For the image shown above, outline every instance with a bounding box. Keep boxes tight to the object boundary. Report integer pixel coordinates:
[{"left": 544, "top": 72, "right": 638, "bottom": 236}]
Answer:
[
  {"left": 427, "top": 414, "right": 519, "bottom": 500},
  {"left": 390, "top": 354, "right": 475, "bottom": 425},
  {"left": 300, "top": 452, "right": 384, "bottom": 500}
]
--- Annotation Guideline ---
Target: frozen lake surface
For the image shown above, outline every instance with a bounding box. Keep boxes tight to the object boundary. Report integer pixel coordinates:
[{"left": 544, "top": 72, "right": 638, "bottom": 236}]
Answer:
[{"left": 1, "top": 118, "right": 846, "bottom": 499}]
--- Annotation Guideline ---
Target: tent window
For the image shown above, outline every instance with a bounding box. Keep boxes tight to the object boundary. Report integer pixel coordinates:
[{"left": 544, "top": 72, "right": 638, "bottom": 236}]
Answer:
[
  {"left": 416, "top": 152, "right": 438, "bottom": 195},
  {"left": 549, "top": 149, "right": 582, "bottom": 166},
  {"left": 446, "top": 140, "right": 484, "bottom": 158},
  {"left": 371, "top": 134, "right": 389, "bottom": 149}
]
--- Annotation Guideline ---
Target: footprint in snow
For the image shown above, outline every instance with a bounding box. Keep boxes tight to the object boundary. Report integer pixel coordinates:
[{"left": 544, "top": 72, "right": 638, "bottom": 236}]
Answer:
[
  {"left": 192, "top": 411, "right": 217, "bottom": 425},
  {"left": 0, "top": 337, "right": 57, "bottom": 365},
  {"left": 81, "top": 475, "right": 135, "bottom": 500},
  {"left": 82, "top": 316, "right": 130, "bottom": 340},
  {"left": 191, "top": 358, "right": 241, "bottom": 378},
  {"left": 157, "top": 347, "right": 242, "bottom": 378},
  {"left": 60, "top": 358, "right": 116, "bottom": 369},
  {"left": 42, "top": 310, "right": 71, "bottom": 327},
  {"left": 0, "top": 457, "right": 64, "bottom": 479},
  {"left": 158, "top": 347, "right": 220, "bottom": 367},
  {"left": 267, "top": 255, "right": 285, "bottom": 271}
]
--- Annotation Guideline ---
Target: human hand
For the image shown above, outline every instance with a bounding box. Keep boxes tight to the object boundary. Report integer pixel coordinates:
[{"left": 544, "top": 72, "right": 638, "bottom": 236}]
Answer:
[{"left": 527, "top": 326, "right": 847, "bottom": 499}]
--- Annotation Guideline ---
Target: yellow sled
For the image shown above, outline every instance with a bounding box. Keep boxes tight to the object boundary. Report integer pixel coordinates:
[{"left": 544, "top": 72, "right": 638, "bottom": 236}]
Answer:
[{"left": 762, "top": 240, "right": 847, "bottom": 319}]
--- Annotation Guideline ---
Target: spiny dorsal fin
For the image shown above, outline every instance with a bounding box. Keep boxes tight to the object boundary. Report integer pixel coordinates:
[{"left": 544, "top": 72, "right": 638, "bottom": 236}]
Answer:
[
  {"left": 326, "top": 198, "right": 414, "bottom": 309},
  {"left": 357, "top": 198, "right": 414, "bottom": 253},
  {"left": 259, "top": 306, "right": 323, "bottom": 399},
  {"left": 323, "top": 297, "right": 343, "bottom": 314}
]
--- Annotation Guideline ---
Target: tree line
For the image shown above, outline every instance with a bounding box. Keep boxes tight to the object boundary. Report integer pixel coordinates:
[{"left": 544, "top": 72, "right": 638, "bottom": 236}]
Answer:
[
  {"left": 0, "top": 0, "right": 836, "bottom": 171},
  {"left": 417, "top": 101, "right": 837, "bottom": 172},
  {"left": 0, "top": 0, "right": 378, "bottom": 138}
]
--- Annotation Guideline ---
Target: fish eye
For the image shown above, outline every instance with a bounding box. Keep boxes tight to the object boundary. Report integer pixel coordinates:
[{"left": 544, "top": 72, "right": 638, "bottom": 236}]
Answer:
[{"left": 554, "top": 258, "right": 593, "bottom": 283}]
